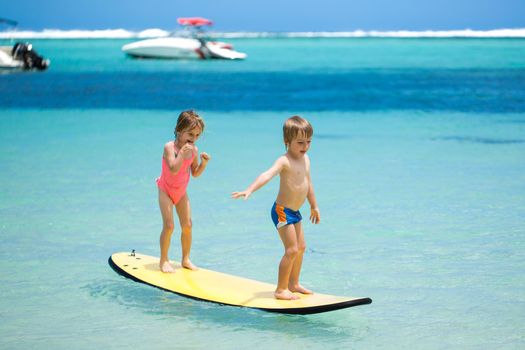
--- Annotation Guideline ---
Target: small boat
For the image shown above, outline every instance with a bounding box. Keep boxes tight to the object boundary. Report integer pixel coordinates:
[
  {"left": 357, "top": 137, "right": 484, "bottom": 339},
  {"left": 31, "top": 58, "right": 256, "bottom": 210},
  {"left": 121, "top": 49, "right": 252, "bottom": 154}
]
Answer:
[
  {"left": 0, "top": 42, "right": 50, "bottom": 71},
  {"left": 122, "top": 17, "right": 247, "bottom": 60},
  {"left": 0, "top": 18, "right": 50, "bottom": 71}
]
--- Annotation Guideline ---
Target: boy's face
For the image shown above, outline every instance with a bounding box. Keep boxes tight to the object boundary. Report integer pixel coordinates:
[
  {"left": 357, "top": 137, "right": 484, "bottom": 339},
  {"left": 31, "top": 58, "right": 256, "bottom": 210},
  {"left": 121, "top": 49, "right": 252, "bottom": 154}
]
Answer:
[
  {"left": 178, "top": 126, "right": 201, "bottom": 145},
  {"left": 287, "top": 132, "right": 311, "bottom": 158}
]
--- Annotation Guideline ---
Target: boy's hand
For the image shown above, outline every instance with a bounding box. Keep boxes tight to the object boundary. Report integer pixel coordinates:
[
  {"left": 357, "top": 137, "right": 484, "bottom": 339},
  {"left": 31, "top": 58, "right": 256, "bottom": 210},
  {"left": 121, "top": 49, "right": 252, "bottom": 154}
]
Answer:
[
  {"left": 310, "top": 207, "right": 320, "bottom": 224},
  {"left": 200, "top": 152, "right": 211, "bottom": 163},
  {"left": 231, "top": 191, "right": 251, "bottom": 200}
]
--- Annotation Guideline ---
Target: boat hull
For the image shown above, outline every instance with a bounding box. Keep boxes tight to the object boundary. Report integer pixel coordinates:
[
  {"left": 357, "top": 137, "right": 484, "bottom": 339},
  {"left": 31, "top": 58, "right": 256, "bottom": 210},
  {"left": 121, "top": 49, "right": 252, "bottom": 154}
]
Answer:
[
  {"left": 0, "top": 46, "right": 24, "bottom": 69},
  {"left": 122, "top": 37, "right": 203, "bottom": 59},
  {"left": 122, "top": 37, "right": 246, "bottom": 60}
]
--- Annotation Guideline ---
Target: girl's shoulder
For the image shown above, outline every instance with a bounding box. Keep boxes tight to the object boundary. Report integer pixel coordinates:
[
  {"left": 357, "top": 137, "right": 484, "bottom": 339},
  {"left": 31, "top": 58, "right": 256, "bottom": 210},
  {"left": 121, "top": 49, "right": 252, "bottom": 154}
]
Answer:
[
  {"left": 163, "top": 141, "right": 177, "bottom": 155},
  {"left": 163, "top": 140, "right": 175, "bottom": 148}
]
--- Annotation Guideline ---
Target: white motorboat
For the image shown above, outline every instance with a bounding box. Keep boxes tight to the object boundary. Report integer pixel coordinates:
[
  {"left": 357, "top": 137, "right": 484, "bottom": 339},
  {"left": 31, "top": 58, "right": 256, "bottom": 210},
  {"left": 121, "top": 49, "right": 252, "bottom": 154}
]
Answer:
[
  {"left": 0, "top": 42, "right": 50, "bottom": 71},
  {"left": 122, "top": 17, "right": 247, "bottom": 60},
  {"left": 0, "top": 19, "right": 50, "bottom": 71}
]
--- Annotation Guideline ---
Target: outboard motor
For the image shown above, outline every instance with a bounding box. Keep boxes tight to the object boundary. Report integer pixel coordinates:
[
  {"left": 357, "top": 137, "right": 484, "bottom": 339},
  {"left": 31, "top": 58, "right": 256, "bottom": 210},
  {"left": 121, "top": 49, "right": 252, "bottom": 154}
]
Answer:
[{"left": 12, "top": 42, "right": 50, "bottom": 70}]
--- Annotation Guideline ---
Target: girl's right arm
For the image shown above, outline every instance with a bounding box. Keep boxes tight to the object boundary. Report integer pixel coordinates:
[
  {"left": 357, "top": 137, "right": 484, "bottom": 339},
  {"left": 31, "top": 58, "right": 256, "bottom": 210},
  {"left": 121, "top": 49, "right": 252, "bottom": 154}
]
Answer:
[
  {"left": 164, "top": 143, "right": 185, "bottom": 174},
  {"left": 232, "top": 157, "right": 285, "bottom": 200}
]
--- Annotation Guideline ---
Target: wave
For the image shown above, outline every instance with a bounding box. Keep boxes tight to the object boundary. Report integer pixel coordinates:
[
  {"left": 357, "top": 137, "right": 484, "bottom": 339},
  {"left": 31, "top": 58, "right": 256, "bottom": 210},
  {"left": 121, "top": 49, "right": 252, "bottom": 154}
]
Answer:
[
  {"left": 0, "top": 28, "right": 170, "bottom": 39},
  {"left": 1, "top": 28, "right": 525, "bottom": 39}
]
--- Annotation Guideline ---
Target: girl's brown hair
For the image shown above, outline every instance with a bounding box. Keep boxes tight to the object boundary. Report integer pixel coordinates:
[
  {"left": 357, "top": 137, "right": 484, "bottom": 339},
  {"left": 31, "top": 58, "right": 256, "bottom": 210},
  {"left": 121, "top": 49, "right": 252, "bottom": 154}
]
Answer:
[{"left": 175, "top": 110, "right": 205, "bottom": 136}]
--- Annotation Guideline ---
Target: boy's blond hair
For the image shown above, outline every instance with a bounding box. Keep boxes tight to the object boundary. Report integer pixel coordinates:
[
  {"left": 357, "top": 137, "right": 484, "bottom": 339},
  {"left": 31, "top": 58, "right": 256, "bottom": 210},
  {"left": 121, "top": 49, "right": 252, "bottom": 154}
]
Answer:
[
  {"left": 283, "top": 116, "right": 313, "bottom": 146},
  {"left": 175, "top": 110, "right": 205, "bottom": 136}
]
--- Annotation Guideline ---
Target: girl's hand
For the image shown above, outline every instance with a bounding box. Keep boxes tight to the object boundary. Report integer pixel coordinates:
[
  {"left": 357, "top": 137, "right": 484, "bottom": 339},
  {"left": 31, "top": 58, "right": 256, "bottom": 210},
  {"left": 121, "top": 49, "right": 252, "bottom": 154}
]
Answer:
[
  {"left": 231, "top": 191, "right": 251, "bottom": 200},
  {"left": 180, "top": 144, "right": 194, "bottom": 160},
  {"left": 200, "top": 152, "right": 211, "bottom": 163},
  {"left": 310, "top": 207, "right": 321, "bottom": 224}
]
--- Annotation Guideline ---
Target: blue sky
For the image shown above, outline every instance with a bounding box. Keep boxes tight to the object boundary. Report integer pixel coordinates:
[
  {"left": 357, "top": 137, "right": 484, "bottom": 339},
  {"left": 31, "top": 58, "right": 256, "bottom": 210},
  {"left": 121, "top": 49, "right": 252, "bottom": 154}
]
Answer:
[{"left": 4, "top": 0, "right": 525, "bottom": 31}]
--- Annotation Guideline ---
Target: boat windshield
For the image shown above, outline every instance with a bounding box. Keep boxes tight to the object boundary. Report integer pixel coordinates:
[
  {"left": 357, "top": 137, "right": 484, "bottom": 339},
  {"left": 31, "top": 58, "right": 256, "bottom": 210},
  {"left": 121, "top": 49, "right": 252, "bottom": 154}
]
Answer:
[{"left": 169, "top": 26, "right": 208, "bottom": 40}]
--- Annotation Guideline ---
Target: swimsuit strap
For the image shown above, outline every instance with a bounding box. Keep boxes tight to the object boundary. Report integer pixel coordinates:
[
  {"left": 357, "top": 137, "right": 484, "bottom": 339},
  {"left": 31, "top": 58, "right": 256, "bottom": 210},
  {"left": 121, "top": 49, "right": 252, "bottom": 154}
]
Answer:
[{"left": 173, "top": 141, "right": 195, "bottom": 163}]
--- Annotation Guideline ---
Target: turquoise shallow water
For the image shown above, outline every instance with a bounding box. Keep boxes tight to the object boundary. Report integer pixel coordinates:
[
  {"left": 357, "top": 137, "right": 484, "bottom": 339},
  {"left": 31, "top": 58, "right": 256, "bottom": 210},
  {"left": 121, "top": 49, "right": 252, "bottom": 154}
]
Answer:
[{"left": 1, "top": 38, "right": 525, "bottom": 349}]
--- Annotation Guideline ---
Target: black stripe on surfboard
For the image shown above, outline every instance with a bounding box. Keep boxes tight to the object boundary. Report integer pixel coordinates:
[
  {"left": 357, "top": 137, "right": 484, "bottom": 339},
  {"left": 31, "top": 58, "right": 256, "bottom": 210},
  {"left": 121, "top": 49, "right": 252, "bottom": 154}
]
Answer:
[{"left": 108, "top": 255, "right": 372, "bottom": 315}]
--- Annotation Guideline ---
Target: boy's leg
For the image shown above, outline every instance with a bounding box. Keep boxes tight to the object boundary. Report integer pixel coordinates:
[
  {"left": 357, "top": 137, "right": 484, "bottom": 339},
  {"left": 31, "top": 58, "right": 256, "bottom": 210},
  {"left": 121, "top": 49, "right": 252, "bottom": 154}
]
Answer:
[
  {"left": 288, "top": 221, "right": 313, "bottom": 294},
  {"left": 275, "top": 224, "right": 300, "bottom": 300},
  {"left": 159, "top": 189, "right": 175, "bottom": 273},
  {"left": 175, "top": 193, "right": 197, "bottom": 270}
]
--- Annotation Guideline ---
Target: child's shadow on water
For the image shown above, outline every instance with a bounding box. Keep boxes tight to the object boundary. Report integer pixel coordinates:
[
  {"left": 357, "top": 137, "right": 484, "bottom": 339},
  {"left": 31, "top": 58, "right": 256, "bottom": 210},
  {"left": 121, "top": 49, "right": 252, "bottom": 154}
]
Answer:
[{"left": 85, "top": 278, "right": 369, "bottom": 341}]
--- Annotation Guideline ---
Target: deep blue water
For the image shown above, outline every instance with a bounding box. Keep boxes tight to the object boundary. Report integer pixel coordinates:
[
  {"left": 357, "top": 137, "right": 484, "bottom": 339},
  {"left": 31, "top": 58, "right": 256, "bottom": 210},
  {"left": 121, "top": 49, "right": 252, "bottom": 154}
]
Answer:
[{"left": 1, "top": 68, "right": 525, "bottom": 112}]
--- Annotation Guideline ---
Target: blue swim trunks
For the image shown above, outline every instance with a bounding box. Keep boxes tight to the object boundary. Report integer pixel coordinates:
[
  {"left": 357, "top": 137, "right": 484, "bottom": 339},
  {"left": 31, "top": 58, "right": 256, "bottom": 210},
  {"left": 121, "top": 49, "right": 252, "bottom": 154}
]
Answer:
[{"left": 271, "top": 202, "right": 302, "bottom": 229}]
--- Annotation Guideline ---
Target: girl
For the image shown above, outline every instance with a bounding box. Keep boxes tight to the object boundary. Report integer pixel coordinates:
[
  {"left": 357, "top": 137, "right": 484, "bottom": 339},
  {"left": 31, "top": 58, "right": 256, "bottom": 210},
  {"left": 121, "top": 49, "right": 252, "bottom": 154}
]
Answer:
[{"left": 157, "top": 110, "right": 210, "bottom": 273}]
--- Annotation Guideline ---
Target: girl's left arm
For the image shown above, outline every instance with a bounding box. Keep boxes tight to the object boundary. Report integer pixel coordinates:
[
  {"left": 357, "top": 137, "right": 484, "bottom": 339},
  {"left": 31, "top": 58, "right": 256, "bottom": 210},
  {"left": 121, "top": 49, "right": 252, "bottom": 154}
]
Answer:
[{"left": 191, "top": 147, "right": 210, "bottom": 177}]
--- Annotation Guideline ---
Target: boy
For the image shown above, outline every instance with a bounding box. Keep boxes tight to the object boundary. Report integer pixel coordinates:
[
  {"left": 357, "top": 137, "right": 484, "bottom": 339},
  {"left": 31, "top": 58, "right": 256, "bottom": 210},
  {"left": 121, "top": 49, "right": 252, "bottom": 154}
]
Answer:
[{"left": 232, "top": 116, "right": 320, "bottom": 300}]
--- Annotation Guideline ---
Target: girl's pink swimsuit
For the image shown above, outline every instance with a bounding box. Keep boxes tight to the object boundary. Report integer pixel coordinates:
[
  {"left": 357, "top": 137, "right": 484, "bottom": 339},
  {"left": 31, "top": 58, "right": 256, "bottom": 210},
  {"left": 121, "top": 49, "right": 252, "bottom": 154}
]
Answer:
[{"left": 156, "top": 144, "right": 195, "bottom": 204}]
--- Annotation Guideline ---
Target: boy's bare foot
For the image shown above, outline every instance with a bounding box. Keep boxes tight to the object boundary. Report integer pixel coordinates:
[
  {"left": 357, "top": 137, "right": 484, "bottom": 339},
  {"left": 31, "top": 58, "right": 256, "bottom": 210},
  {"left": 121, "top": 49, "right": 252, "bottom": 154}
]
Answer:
[
  {"left": 274, "top": 289, "right": 300, "bottom": 300},
  {"left": 182, "top": 259, "right": 198, "bottom": 271},
  {"left": 160, "top": 260, "right": 175, "bottom": 273},
  {"left": 289, "top": 284, "right": 314, "bottom": 294}
]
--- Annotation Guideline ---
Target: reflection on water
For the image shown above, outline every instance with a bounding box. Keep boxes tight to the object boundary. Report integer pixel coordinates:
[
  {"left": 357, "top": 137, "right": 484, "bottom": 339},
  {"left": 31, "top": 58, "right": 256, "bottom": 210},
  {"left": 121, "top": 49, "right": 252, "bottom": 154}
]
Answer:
[
  {"left": 85, "top": 278, "right": 370, "bottom": 343},
  {"left": 432, "top": 136, "right": 525, "bottom": 144}
]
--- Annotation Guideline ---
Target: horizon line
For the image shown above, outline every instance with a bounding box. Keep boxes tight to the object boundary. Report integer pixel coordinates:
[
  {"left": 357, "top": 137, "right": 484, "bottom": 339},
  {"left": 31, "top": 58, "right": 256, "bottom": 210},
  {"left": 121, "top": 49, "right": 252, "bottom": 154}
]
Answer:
[{"left": 1, "top": 28, "right": 525, "bottom": 39}]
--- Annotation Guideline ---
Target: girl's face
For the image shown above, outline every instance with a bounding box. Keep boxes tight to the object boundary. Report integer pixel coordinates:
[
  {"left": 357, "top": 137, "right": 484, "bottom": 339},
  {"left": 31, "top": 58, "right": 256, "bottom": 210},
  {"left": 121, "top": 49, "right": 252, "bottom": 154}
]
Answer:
[{"left": 177, "top": 126, "right": 202, "bottom": 145}]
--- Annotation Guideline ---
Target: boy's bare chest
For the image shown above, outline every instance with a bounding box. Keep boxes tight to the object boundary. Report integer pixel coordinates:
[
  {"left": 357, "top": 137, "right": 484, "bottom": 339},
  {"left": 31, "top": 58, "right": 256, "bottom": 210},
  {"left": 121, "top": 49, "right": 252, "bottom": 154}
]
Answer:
[{"left": 283, "top": 165, "right": 308, "bottom": 185}]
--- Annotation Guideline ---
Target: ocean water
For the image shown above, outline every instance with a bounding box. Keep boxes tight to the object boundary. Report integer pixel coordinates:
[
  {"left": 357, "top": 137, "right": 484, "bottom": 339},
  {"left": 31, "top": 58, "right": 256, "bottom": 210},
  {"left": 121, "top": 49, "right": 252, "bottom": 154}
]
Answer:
[{"left": 1, "top": 37, "right": 525, "bottom": 349}]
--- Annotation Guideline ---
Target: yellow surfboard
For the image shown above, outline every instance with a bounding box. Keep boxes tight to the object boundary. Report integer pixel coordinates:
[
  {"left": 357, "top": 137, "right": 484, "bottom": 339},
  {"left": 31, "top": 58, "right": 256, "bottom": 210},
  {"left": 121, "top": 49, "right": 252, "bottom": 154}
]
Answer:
[{"left": 108, "top": 251, "right": 372, "bottom": 314}]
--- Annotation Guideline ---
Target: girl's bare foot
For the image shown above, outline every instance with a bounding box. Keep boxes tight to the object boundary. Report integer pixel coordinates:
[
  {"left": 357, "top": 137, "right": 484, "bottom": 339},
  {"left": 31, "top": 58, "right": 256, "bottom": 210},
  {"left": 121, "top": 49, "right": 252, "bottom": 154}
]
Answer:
[
  {"left": 160, "top": 260, "right": 175, "bottom": 273},
  {"left": 289, "top": 284, "right": 314, "bottom": 294},
  {"left": 274, "top": 289, "right": 300, "bottom": 300},
  {"left": 182, "top": 259, "right": 198, "bottom": 271}
]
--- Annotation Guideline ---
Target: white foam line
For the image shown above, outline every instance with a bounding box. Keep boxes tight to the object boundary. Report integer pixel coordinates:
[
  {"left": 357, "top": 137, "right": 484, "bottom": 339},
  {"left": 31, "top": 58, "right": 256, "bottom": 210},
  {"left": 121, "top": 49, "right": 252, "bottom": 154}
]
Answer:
[
  {"left": 1, "top": 28, "right": 525, "bottom": 39},
  {"left": 0, "top": 28, "right": 170, "bottom": 39}
]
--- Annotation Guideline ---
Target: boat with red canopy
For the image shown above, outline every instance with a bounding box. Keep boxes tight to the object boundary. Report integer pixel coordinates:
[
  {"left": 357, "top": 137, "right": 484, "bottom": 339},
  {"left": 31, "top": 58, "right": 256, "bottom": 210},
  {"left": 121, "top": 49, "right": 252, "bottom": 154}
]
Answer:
[{"left": 122, "top": 17, "right": 246, "bottom": 60}]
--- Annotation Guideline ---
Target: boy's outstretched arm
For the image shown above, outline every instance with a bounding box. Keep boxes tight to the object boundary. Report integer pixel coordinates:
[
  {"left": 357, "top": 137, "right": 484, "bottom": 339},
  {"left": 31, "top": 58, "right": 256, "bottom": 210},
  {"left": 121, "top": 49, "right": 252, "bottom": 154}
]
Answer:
[
  {"left": 232, "top": 157, "right": 284, "bottom": 200},
  {"left": 307, "top": 174, "right": 321, "bottom": 224}
]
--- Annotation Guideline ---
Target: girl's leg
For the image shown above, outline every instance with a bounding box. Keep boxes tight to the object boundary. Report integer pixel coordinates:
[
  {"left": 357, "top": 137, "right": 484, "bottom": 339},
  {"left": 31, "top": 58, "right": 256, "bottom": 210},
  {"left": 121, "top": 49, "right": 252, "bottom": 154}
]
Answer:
[
  {"left": 159, "top": 189, "right": 175, "bottom": 273},
  {"left": 175, "top": 193, "right": 197, "bottom": 270},
  {"left": 288, "top": 221, "right": 313, "bottom": 294},
  {"left": 275, "top": 224, "right": 300, "bottom": 300}
]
